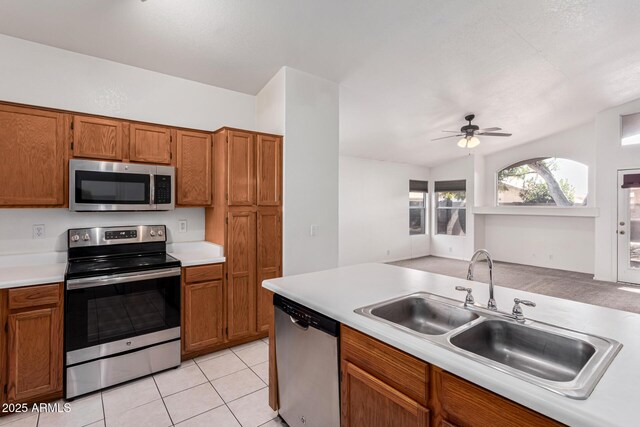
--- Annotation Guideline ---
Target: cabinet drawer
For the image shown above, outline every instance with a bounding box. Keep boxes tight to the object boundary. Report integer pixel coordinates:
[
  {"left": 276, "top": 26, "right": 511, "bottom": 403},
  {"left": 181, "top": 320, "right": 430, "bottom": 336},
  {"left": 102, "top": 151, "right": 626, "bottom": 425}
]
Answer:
[
  {"left": 8, "top": 283, "right": 61, "bottom": 310},
  {"left": 184, "top": 264, "right": 224, "bottom": 283},
  {"left": 341, "top": 325, "right": 429, "bottom": 406},
  {"left": 436, "top": 369, "right": 562, "bottom": 427}
]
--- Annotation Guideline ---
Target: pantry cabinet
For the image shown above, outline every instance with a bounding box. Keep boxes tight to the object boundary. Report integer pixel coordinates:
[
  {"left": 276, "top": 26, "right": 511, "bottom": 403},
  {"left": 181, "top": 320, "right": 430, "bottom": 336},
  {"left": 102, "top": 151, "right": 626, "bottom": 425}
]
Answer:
[
  {"left": 206, "top": 127, "right": 283, "bottom": 343},
  {"left": 0, "top": 104, "right": 66, "bottom": 207},
  {"left": 1, "top": 283, "right": 63, "bottom": 404}
]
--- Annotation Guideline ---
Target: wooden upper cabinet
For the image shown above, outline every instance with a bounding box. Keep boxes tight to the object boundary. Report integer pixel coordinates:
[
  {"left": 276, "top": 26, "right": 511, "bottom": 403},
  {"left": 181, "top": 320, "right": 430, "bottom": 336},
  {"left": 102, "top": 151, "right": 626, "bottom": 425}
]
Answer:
[
  {"left": 72, "top": 115, "right": 124, "bottom": 160},
  {"left": 6, "top": 283, "right": 63, "bottom": 403},
  {"left": 341, "top": 361, "right": 430, "bottom": 427},
  {"left": 227, "top": 210, "right": 257, "bottom": 340},
  {"left": 176, "top": 130, "right": 212, "bottom": 206},
  {"left": 256, "top": 135, "right": 282, "bottom": 206},
  {"left": 129, "top": 123, "right": 172, "bottom": 164},
  {"left": 0, "top": 104, "right": 66, "bottom": 206},
  {"left": 227, "top": 131, "right": 255, "bottom": 206},
  {"left": 257, "top": 208, "right": 282, "bottom": 332}
]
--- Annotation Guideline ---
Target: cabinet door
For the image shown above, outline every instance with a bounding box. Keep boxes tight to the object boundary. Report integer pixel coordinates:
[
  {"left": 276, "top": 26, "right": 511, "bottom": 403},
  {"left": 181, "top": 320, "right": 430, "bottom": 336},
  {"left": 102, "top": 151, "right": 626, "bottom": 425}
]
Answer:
[
  {"left": 0, "top": 105, "right": 65, "bottom": 206},
  {"left": 227, "top": 211, "right": 257, "bottom": 340},
  {"left": 257, "top": 208, "right": 281, "bottom": 332},
  {"left": 7, "top": 306, "right": 63, "bottom": 402},
  {"left": 256, "top": 135, "right": 282, "bottom": 206},
  {"left": 72, "top": 115, "right": 124, "bottom": 160},
  {"left": 227, "top": 131, "right": 255, "bottom": 206},
  {"left": 183, "top": 280, "right": 224, "bottom": 353},
  {"left": 176, "top": 130, "right": 212, "bottom": 206},
  {"left": 341, "top": 362, "right": 430, "bottom": 427},
  {"left": 129, "top": 123, "right": 172, "bottom": 164}
]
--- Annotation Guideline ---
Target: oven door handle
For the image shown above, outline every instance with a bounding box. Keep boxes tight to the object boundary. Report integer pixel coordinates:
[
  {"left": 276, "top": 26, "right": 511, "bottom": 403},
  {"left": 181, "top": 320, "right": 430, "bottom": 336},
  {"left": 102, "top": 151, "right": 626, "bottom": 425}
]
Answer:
[{"left": 66, "top": 267, "right": 181, "bottom": 290}]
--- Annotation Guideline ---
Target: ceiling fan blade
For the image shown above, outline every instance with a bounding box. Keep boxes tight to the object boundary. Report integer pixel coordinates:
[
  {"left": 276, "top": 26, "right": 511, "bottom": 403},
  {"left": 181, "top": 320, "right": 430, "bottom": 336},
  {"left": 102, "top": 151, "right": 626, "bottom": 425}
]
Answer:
[
  {"left": 478, "top": 127, "right": 501, "bottom": 132},
  {"left": 440, "top": 130, "right": 462, "bottom": 133},
  {"left": 431, "top": 134, "right": 463, "bottom": 141},
  {"left": 477, "top": 132, "right": 512, "bottom": 137}
]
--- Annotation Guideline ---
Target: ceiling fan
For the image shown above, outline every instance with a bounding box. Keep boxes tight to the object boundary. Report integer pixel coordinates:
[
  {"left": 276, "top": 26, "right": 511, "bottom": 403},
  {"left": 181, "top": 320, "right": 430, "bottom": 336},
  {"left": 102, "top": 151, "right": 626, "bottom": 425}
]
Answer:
[{"left": 432, "top": 114, "right": 512, "bottom": 148}]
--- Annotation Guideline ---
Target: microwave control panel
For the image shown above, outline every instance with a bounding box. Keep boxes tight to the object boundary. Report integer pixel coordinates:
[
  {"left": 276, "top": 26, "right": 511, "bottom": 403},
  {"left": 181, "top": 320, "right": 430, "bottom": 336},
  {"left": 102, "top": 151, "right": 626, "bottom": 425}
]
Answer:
[{"left": 155, "top": 175, "right": 172, "bottom": 204}]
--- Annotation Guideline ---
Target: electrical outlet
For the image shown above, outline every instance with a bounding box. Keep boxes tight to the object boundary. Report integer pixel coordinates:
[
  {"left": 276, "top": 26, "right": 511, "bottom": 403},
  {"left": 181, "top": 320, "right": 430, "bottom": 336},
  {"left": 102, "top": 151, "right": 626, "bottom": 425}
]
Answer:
[
  {"left": 310, "top": 224, "right": 319, "bottom": 237},
  {"left": 386, "top": 249, "right": 390, "bottom": 256},
  {"left": 178, "top": 220, "right": 187, "bottom": 233},
  {"left": 32, "top": 224, "right": 45, "bottom": 239}
]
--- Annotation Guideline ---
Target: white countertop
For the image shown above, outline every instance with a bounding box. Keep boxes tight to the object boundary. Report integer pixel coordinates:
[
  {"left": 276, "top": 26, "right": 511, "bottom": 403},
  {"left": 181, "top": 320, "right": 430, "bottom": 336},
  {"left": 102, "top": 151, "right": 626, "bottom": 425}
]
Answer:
[
  {"left": 0, "top": 241, "right": 225, "bottom": 289},
  {"left": 263, "top": 263, "right": 640, "bottom": 427},
  {"left": 167, "top": 241, "right": 225, "bottom": 267}
]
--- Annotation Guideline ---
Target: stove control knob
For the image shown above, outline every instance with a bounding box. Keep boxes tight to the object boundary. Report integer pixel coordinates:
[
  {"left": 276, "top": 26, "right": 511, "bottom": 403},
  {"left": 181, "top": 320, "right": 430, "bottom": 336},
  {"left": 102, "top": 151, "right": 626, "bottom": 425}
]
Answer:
[
  {"left": 157, "top": 229, "right": 164, "bottom": 237},
  {"left": 71, "top": 235, "right": 80, "bottom": 242},
  {"left": 82, "top": 233, "right": 90, "bottom": 241},
  {"left": 150, "top": 230, "right": 156, "bottom": 237}
]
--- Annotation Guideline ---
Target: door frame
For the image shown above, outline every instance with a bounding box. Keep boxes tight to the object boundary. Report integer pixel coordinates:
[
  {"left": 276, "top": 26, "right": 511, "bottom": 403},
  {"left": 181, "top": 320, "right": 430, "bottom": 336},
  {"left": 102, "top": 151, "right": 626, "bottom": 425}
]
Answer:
[{"left": 617, "top": 169, "right": 640, "bottom": 284}]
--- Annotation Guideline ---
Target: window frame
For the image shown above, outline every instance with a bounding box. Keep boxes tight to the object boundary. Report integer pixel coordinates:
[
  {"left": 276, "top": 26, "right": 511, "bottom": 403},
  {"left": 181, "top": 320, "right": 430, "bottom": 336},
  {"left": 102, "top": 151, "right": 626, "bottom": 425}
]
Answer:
[
  {"left": 494, "top": 157, "right": 589, "bottom": 207},
  {"left": 434, "top": 180, "right": 467, "bottom": 237},
  {"left": 409, "top": 190, "right": 428, "bottom": 235}
]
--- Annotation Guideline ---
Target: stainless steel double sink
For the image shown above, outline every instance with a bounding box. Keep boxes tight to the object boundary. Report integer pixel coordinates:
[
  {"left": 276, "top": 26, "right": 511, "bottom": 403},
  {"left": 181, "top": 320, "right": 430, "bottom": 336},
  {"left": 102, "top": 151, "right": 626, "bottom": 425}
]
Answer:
[{"left": 355, "top": 292, "right": 622, "bottom": 399}]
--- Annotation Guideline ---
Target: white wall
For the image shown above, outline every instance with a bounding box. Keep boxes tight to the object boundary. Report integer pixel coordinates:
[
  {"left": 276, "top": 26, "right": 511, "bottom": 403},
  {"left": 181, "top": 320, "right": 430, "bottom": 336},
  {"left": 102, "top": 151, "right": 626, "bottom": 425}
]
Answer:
[
  {"left": 256, "top": 69, "right": 285, "bottom": 135},
  {"left": 430, "top": 155, "right": 477, "bottom": 260},
  {"left": 257, "top": 67, "right": 340, "bottom": 275},
  {"left": 594, "top": 97, "right": 640, "bottom": 281},
  {"left": 0, "top": 209, "right": 204, "bottom": 255},
  {"left": 339, "top": 155, "right": 429, "bottom": 266},
  {"left": 0, "top": 35, "right": 256, "bottom": 130},
  {"left": 480, "top": 124, "right": 597, "bottom": 273}
]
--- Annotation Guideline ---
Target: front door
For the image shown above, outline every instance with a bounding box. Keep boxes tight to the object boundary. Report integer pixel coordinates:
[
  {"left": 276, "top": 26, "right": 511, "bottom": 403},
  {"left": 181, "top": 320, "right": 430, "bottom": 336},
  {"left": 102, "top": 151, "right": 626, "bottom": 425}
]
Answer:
[{"left": 617, "top": 169, "right": 640, "bottom": 284}]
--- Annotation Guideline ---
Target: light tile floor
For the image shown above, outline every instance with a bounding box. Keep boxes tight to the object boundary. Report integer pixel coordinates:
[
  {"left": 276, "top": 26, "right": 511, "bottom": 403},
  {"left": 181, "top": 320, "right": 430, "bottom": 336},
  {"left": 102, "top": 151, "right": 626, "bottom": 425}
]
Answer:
[{"left": 0, "top": 338, "right": 287, "bottom": 427}]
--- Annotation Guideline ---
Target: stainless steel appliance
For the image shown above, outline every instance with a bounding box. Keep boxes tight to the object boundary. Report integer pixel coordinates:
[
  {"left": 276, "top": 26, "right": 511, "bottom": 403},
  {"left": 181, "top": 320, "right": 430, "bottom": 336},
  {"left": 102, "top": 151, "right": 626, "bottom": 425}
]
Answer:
[
  {"left": 69, "top": 159, "right": 175, "bottom": 211},
  {"left": 274, "top": 294, "right": 340, "bottom": 427},
  {"left": 64, "top": 225, "right": 181, "bottom": 399}
]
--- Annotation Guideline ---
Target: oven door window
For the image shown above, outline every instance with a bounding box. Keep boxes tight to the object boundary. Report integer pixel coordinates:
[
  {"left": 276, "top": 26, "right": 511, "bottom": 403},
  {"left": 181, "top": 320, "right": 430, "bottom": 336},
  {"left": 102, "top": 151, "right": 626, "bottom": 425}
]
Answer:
[
  {"left": 65, "top": 275, "right": 180, "bottom": 352},
  {"left": 75, "top": 170, "right": 150, "bottom": 205}
]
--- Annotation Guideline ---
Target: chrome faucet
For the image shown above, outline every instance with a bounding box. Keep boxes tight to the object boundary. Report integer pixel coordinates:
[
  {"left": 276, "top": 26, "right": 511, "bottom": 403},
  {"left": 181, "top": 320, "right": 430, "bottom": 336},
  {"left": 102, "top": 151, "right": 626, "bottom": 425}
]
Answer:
[{"left": 467, "top": 249, "right": 497, "bottom": 310}]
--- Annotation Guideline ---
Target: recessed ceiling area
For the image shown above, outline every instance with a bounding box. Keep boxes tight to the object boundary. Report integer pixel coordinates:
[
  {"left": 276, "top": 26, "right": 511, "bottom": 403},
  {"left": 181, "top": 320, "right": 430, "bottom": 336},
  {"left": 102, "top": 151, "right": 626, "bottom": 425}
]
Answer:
[{"left": 1, "top": 0, "right": 640, "bottom": 166}]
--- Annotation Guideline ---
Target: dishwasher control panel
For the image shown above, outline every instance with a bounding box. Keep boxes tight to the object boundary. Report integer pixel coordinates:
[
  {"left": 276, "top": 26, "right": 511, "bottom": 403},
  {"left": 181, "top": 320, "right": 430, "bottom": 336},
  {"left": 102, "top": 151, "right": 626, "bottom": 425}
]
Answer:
[{"left": 273, "top": 294, "right": 339, "bottom": 336}]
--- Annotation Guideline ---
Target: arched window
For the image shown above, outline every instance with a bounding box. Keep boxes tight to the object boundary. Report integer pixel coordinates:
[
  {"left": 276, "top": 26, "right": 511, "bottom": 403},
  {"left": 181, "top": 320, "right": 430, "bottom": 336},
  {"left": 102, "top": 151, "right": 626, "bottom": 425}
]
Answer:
[{"left": 497, "top": 158, "right": 588, "bottom": 206}]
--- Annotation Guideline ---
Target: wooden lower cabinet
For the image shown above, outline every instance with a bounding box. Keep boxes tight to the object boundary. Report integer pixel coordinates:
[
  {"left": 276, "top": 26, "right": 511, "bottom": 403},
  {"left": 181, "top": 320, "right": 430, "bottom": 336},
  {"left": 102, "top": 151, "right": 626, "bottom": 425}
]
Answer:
[
  {"left": 256, "top": 208, "right": 281, "bottom": 333},
  {"left": 339, "top": 325, "right": 563, "bottom": 427},
  {"left": 182, "top": 264, "right": 225, "bottom": 358},
  {"left": 342, "top": 361, "right": 430, "bottom": 427},
  {"left": 2, "top": 283, "right": 63, "bottom": 404}
]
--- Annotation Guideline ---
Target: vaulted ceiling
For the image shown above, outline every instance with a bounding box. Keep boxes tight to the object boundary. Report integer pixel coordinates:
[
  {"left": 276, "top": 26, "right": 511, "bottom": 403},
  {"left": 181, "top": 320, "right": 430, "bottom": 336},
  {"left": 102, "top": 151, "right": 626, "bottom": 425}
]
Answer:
[{"left": 1, "top": 0, "right": 640, "bottom": 166}]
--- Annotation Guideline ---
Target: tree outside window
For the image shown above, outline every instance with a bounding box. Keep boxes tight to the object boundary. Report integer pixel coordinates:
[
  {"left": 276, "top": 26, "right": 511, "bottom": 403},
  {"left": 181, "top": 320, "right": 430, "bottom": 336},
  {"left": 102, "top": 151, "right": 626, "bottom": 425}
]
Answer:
[{"left": 497, "top": 158, "right": 588, "bottom": 206}]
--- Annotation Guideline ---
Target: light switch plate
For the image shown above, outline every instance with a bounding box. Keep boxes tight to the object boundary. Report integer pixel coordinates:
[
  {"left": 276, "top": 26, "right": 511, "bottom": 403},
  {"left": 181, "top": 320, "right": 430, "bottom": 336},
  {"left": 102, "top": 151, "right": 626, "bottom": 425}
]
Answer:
[
  {"left": 178, "top": 220, "right": 187, "bottom": 233},
  {"left": 310, "top": 224, "right": 319, "bottom": 237},
  {"left": 33, "top": 224, "right": 45, "bottom": 239}
]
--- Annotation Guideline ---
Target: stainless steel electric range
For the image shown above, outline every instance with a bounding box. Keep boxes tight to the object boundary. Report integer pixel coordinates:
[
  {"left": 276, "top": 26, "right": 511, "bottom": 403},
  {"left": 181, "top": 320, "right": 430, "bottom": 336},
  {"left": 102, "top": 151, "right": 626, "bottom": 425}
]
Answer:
[{"left": 64, "top": 225, "right": 181, "bottom": 399}]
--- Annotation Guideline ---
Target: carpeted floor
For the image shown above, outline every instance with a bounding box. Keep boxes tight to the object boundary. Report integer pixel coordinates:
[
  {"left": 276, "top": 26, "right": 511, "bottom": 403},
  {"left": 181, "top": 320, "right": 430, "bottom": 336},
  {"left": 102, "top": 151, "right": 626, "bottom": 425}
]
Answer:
[{"left": 390, "top": 256, "right": 640, "bottom": 314}]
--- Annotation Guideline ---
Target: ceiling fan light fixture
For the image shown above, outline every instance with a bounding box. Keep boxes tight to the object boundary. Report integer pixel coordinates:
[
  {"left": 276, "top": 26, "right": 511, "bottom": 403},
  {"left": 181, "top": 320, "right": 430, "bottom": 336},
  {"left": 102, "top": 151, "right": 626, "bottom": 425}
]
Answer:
[
  {"left": 467, "top": 136, "right": 480, "bottom": 148},
  {"left": 457, "top": 137, "right": 468, "bottom": 148}
]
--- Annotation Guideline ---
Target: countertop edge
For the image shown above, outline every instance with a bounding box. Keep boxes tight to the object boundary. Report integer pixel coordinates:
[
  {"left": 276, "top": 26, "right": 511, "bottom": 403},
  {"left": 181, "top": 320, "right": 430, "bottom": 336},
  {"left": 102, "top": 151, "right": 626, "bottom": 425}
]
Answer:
[{"left": 263, "top": 267, "right": 622, "bottom": 427}]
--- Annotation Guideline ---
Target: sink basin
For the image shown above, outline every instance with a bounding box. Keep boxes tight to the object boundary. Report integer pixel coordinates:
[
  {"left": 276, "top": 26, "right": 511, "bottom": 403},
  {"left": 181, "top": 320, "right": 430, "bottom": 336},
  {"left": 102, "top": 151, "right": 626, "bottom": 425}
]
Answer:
[
  {"left": 450, "top": 319, "right": 594, "bottom": 382},
  {"left": 354, "top": 292, "right": 622, "bottom": 399},
  {"left": 357, "top": 294, "right": 479, "bottom": 335}
]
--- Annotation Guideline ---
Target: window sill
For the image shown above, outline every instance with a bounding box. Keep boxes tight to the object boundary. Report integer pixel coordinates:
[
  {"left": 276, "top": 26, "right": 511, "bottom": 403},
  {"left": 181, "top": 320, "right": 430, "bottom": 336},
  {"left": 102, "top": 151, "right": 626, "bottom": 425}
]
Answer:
[{"left": 473, "top": 206, "right": 599, "bottom": 218}]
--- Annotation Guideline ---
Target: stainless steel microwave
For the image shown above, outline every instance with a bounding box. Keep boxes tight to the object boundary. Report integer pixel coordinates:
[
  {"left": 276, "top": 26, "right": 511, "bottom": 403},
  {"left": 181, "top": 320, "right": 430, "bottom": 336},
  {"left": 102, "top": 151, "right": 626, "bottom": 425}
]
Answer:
[{"left": 69, "top": 160, "right": 175, "bottom": 211}]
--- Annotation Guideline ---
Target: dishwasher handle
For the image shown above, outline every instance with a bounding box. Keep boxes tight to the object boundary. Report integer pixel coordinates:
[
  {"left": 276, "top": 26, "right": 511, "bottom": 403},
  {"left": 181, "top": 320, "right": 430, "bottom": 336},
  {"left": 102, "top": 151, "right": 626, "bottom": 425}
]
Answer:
[{"left": 289, "top": 315, "right": 309, "bottom": 331}]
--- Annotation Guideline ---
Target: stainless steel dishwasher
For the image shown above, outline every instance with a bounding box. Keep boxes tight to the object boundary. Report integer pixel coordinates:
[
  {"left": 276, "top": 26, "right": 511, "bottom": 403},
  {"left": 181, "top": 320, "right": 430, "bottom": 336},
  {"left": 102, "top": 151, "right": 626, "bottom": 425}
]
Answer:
[{"left": 274, "top": 294, "right": 340, "bottom": 427}]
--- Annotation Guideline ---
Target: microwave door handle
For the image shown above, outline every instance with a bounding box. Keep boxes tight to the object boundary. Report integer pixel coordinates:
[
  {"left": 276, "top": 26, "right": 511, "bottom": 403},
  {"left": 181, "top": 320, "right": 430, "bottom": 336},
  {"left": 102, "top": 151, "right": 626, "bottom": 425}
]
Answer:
[{"left": 149, "top": 173, "right": 155, "bottom": 206}]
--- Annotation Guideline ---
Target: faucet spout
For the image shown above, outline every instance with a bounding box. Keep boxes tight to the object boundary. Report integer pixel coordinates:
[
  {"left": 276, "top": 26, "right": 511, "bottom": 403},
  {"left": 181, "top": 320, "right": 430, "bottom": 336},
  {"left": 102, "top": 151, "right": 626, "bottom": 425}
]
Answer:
[{"left": 467, "top": 249, "right": 497, "bottom": 310}]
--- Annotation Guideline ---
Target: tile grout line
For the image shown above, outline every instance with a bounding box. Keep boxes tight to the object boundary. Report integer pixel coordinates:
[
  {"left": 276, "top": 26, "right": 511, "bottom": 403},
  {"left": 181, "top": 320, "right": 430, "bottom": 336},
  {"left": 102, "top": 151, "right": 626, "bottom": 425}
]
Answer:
[{"left": 152, "top": 374, "right": 175, "bottom": 427}]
